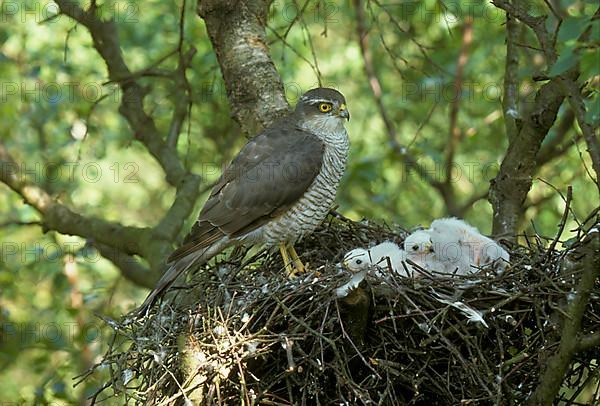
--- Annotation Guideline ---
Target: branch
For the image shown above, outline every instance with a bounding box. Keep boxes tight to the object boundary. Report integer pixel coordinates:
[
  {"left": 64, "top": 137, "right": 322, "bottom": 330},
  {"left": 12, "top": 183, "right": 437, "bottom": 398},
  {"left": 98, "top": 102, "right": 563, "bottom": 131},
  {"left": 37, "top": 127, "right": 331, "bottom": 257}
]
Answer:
[
  {"left": 490, "top": 76, "right": 567, "bottom": 238},
  {"left": 537, "top": 109, "right": 576, "bottom": 166},
  {"left": 493, "top": 1, "right": 600, "bottom": 194},
  {"left": 576, "top": 331, "right": 600, "bottom": 353},
  {"left": 355, "top": 0, "right": 482, "bottom": 218},
  {"left": 53, "top": 0, "right": 203, "bottom": 268},
  {"left": 528, "top": 230, "right": 599, "bottom": 405},
  {"left": 94, "top": 243, "right": 155, "bottom": 289},
  {"left": 353, "top": 1, "right": 443, "bottom": 192},
  {"left": 546, "top": 186, "right": 572, "bottom": 256},
  {"left": 560, "top": 79, "right": 600, "bottom": 194},
  {"left": 197, "top": 0, "right": 289, "bottom": 134},
  {"left": 492, "top": 0, "right": 557, "bottom": 64},
  {"left": 556, "top": 7, "right": 600, "bottom": 194},
  {"left": 155, "top": 174, "right": 202, "bottom": 241},
  {"left": 502, "top": 7, "right": 520, "bottom": 142},
  {"left": 167, "top": 1, "right": 195, "bottom": 149},
  {"left": 55, "top": 0, "right": 188, "bottom": 186},
  {"left": 445, "top": 17, "right": 473, "bottom": 185},
  {"left": 0, "top": 143, "right": 147, "bottom": 257}
]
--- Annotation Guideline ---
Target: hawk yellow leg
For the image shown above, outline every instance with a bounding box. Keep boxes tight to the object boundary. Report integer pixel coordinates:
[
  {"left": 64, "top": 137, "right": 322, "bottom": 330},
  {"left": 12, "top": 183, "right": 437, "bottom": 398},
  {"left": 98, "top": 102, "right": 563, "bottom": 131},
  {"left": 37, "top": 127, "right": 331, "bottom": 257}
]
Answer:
[
  {"left": 279, "top": 243, "right": 295, "bottom": 275},
  {"left": 288, "top": 244, "right": 306, "bottom": 276}
]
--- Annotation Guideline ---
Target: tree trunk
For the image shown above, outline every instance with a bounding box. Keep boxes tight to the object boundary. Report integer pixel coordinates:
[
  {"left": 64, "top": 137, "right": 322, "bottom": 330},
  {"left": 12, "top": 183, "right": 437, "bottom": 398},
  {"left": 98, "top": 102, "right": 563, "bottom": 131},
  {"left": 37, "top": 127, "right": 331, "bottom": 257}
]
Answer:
[{"left": 197, "top": 0, "right": 289, "bottom": 135}]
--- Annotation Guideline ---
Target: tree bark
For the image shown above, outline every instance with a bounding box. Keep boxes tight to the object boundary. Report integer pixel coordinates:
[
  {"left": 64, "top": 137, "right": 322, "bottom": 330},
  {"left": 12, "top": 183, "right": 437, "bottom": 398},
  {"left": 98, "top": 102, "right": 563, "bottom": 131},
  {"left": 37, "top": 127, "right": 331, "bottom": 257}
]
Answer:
[
  {"left": 489, "top": 78, "right": 566, "bottom": 238},
  {"left": 197, "top": 0, "right": 289, "bottom": 135},
  {"left": 491, "top": 1, "right": 600, "bottom": 238}
]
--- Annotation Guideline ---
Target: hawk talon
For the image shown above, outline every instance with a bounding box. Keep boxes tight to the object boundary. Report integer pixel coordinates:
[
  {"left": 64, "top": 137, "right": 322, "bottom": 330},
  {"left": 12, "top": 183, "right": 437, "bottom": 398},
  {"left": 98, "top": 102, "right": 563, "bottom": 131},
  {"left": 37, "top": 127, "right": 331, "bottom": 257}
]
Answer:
[
  {"left": 279, "top": 244, "right": 295, "bottom": 276},
  {"left": 288, "top": 245, "right": 306, "bottom": 275},
  {"left": 279, "top": 244, "right": 309, "bottom": 277}
]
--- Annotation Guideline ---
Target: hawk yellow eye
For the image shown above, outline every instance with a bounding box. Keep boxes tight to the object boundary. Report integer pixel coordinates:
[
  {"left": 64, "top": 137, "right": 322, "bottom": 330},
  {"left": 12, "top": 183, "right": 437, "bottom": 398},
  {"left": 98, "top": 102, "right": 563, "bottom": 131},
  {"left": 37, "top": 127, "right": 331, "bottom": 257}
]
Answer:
[{"left": 318, "top": 103, "right": 333, "bottom": 113}]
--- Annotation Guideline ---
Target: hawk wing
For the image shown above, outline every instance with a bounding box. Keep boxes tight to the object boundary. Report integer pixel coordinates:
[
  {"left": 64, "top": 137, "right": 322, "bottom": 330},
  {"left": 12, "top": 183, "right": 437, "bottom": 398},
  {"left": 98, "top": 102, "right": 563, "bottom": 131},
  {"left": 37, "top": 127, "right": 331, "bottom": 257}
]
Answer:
[{"left": 168, "top": 122, "right": 325, "bottom": 263}]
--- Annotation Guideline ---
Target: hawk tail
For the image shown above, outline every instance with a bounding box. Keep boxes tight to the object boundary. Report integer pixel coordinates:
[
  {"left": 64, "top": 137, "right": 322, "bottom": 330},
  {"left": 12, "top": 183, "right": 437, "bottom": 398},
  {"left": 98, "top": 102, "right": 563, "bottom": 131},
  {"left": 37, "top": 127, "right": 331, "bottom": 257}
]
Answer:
[{"left": 134, "top": 239, "right": 229, "bottom": 316}]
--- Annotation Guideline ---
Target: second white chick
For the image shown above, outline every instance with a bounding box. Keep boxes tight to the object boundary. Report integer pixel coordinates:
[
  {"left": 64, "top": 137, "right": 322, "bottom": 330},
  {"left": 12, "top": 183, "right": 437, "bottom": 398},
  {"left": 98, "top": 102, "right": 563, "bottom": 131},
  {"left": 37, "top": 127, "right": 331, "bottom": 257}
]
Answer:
[
  {"left": 429, "top": 217, "right": 509, "bottom": 273},
  {"left": 403, "top": 230, "right": 439, "bottom": 274},
  {"left": 343, "top": 241, "right": 411, "bottom": 277}
]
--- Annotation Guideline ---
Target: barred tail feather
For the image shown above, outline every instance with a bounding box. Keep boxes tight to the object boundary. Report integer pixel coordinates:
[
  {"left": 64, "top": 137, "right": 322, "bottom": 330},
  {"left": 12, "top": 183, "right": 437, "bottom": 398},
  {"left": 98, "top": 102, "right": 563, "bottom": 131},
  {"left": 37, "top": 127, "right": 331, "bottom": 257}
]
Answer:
[{"left": 135, "top": 238, "right": 230, "bottom": 316}]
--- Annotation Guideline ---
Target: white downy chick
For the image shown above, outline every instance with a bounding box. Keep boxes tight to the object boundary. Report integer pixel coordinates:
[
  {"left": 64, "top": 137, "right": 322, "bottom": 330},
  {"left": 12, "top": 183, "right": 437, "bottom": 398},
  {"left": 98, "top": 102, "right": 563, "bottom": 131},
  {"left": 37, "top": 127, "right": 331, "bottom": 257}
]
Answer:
[
  {"left": 429, "top": 218, "right": 476, "bottom": 275},
  {"left": 429, "top": 217, "right": 509, "bottom": 274},
  {"left": 476, "top": 234, "right": 510, "bottom": 271},
  {"left": 342, "top": 241, "right": 409, "bottom": 277},
  {"left": 403, "top": 230, "right": 439, "bottom": 275}
]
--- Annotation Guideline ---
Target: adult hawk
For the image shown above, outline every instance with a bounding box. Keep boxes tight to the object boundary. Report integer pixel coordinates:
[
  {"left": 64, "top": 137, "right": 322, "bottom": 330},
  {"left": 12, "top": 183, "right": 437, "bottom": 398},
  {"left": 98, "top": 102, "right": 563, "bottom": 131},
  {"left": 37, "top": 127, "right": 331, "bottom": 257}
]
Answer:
[{"left": 139, "top": 88, "right": 350, "bottom": 312}]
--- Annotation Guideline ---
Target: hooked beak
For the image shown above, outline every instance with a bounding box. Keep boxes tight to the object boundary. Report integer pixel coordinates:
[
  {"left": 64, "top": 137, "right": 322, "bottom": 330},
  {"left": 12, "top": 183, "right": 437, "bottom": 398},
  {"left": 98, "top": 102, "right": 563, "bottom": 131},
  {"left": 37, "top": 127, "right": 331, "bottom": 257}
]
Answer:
[
  {"left": 338, "top": 104, "right": 350, "bottom": 121},
  {"left": 425, "top": 242, "right": 434, "bottom": 253}
]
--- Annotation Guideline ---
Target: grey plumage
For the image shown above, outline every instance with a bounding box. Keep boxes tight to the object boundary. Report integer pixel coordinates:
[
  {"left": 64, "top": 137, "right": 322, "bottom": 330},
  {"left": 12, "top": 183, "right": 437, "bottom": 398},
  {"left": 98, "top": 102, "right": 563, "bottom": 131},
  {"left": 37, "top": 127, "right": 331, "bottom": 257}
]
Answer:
[{"left": 137, "top": 88, "right": 350, "bottom": 313}]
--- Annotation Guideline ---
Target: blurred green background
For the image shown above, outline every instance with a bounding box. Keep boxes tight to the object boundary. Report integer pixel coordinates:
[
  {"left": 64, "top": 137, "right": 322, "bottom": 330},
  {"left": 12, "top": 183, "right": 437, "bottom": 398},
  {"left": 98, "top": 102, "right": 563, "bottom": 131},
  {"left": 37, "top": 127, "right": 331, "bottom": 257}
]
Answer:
[{"left": 0, "top": 0, "right": 597, "bottom": 403}]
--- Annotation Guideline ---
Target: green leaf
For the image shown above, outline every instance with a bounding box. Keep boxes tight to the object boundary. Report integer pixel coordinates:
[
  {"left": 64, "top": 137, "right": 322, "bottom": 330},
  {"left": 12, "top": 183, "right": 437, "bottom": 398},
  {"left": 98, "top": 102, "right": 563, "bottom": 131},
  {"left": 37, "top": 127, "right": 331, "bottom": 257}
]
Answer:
[
  {"left": 558, "top": 16, "right": 591, "bottom": 42},
  {"left": 549, "top": 47, "right": 578, "bottom": 77},
  {"left": 580, "top": 50, "right": 600, "bottom": 80},
  {"left": 590, "top": 20, "right": 600, "bottom": 42}
]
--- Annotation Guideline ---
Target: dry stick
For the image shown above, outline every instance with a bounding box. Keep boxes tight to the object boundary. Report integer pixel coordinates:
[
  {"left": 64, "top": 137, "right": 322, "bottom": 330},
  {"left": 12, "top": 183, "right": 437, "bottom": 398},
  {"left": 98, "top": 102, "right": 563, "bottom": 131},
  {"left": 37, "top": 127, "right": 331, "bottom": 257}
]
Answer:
[
  {"left": 95, "top": 216, "right": 600, "bottom": 403},
  {"left": 334, "top": 300, "right": 382, "bottom": 379},
  {"left": 537, "top": 178, "right": 581, "bottom": 228}
]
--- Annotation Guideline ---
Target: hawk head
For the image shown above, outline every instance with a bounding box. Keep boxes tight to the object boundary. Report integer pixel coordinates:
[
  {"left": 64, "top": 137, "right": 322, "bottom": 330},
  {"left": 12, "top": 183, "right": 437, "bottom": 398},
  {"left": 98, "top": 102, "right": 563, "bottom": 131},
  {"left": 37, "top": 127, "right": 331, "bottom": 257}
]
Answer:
[
  {"left": 343, "top": 247, "right": 370, "bottom": 272},
  {"left": 295, "top": 88, "right": 350, "bottom": 133},
  {"left": 404, "top": 230, "right": 434, "bottom": 256}
]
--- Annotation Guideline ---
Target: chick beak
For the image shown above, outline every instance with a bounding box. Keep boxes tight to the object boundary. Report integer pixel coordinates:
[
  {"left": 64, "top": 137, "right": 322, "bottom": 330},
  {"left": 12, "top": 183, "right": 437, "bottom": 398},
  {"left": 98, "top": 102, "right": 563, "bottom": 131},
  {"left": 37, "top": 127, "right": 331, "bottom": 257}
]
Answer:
[
  {"left": 426, "top": 243, "right": 434, "bottom": 253},
  {"left": 338, "top": 104, "right": 350, "bottom": 121}
]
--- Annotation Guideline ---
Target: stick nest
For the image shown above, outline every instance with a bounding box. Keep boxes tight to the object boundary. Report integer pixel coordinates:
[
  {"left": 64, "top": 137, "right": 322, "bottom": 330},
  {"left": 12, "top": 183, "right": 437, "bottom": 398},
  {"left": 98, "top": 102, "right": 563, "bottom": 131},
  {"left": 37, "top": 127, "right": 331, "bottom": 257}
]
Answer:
[{"left": 89, "top": 215, "right": 600, "bottom": 405}]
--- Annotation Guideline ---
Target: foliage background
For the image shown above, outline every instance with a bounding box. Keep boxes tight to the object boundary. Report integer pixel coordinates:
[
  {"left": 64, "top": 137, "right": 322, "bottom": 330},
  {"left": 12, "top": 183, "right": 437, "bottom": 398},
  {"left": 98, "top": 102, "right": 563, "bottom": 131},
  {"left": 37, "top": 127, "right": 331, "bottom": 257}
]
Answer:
[{"left": 0, "top": 0, "right": 597, "bottom": 403}]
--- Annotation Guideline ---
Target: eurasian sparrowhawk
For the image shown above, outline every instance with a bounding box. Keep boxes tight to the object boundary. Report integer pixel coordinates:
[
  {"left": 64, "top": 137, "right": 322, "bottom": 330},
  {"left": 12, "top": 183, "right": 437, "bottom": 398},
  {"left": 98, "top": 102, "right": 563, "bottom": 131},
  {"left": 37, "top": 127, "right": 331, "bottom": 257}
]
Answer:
[{"left": 138, "top": 88, "right": 350, "bottom": 312}]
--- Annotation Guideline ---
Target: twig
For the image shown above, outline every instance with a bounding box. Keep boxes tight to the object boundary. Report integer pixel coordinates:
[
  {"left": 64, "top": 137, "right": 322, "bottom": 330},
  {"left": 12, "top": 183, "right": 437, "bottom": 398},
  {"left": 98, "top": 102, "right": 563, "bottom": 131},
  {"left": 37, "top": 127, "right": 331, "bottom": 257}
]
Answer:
[
  {"left": 167, "top": 0, "right": 195, "bottom": 149},
  {"left": 527, "top": 233, "right": 599, "bottom": 405},
  {"left": 546, "top": 185, "right": 573, "bottom": 257},
  {"left": 445, "top": 17, "right": 473, "bottom": 185},
  {"left": 353, "top": 0, "right": 442, "bottom": 191}
]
